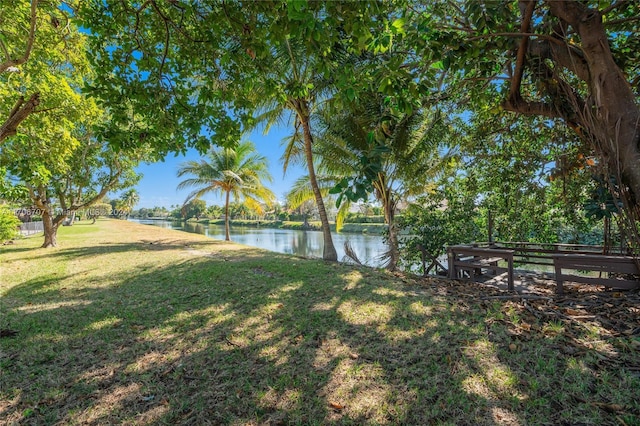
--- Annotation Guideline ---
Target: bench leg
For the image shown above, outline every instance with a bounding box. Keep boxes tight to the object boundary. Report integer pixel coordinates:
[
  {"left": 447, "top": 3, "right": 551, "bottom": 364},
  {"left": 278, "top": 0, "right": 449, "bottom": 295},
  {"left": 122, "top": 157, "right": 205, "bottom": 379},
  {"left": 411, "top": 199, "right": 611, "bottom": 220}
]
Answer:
[
  {"left": 554, "top": 265, "right": 563, "bottom": 294},
  {"left": 507, "top": 260, "right": 514, "bottom": 292},
  {"left": 458, "top": 267, "right": 476, "bottom": 280},
  {"left": 490, "top": 261, "right": 498, "bottom": 276}
]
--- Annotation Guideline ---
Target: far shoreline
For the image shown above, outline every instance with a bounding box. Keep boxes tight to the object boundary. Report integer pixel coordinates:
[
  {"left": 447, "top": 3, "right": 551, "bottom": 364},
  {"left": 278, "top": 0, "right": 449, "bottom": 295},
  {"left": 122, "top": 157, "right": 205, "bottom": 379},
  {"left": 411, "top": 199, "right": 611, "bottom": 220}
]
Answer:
[{"left": 129, "top": 217, "right": 388, "bottom": 235}]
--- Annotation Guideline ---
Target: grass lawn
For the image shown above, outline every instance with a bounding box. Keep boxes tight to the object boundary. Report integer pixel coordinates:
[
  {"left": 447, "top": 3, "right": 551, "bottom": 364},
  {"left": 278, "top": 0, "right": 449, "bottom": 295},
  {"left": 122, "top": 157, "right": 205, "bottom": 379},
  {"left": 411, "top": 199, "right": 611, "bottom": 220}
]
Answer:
[{"left": 1, "top": 219, "right": 639, "bottom": 425}]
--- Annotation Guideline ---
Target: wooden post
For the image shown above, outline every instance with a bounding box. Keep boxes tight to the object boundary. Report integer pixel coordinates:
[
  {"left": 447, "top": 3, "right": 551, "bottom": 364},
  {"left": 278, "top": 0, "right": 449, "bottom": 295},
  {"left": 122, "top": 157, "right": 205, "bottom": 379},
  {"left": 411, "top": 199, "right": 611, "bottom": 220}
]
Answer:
[
  {"left": 507, "top": 253, "right": 514, "bottom": 292},
  {"left": 554, "top": 261, "right": 564, "bottom": 295},
  {"left": 447, "top": 247, "right": 455, "bottom": 279}
]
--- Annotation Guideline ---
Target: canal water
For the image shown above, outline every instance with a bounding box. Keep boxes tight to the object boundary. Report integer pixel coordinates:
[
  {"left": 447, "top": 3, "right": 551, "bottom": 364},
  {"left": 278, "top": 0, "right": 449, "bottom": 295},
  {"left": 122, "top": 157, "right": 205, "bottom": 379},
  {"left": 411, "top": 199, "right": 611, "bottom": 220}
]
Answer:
[{"left": 131, "top": 219, "right": 388, "bottom": 267}]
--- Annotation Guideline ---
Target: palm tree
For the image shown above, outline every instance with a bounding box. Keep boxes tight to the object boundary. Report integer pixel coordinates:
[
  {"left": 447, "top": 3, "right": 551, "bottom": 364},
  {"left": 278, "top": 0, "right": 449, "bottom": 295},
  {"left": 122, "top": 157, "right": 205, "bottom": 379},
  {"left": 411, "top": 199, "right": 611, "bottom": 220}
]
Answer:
[
  {"left": 119, "top": 189, "right": 140, "bottom": 219},
  {"left": 311, "top": 93, "right": 454, "bottom": 270},
  {"left": 247, "top": 37, "right": 340, "bottom": 261},
  {"left": 176, "top": 140, "right": 274, "bottom": 241}
]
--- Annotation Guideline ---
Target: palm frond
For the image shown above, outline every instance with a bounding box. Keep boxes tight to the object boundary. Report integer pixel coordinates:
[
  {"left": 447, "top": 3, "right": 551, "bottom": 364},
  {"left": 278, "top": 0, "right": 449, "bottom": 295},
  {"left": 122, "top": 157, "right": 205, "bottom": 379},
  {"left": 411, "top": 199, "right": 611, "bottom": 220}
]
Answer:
[
  {"left": 281, "top": 126, "right": 305, "bottom": 175},
  {"left": 285, "top": 175, "right": 316, "bottom": 209},
  {"left": 343, "top": 240, "right": 363, "bottom": 265},
  {"left": 335, "top": 199, "right": 351, "bottom": 232}
]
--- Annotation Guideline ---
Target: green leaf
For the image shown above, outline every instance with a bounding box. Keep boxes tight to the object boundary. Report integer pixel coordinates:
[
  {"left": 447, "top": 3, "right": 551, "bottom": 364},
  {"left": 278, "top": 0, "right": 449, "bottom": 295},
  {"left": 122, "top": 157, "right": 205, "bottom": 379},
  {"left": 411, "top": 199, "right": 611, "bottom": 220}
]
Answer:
[
  {"left": 378, "top": 77, "right": 391, "bottom": 93},
  {"left": 391, "top": 17, "right": 406, "bottom": 30},
  {"left": 431, "top": 61, "right": 444, "bottom": 70},
  {"left": 442, "top": 55, "right": 451, "bottom": 71},
  {"left": 391, "top": 17, "right": 406, "bottom": 34}
]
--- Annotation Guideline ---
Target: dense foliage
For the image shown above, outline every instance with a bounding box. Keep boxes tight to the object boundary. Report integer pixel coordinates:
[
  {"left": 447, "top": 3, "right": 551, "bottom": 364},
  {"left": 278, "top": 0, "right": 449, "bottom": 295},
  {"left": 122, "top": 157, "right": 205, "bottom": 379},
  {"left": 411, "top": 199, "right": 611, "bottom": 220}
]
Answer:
[
  {"left": 0, "top": 1, "right": 84, "bottom": 142},
  {"left": 397, "top": 177, "right": 483, "bottom": 275}
]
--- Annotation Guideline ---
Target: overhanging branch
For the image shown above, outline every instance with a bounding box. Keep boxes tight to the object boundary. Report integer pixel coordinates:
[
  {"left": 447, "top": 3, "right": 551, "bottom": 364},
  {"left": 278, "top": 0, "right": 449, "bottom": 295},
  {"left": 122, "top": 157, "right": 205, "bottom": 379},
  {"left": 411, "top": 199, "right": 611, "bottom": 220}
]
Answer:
[
  {"left": 0, "top": 93, "right": 40, "bottom": 143},
  {"left": 502, "top": 98, "right": 561, "bottom": 121},
  {"left": 528, "top": 39, "right": 590, "bottom": 82},
  {"left": 600, "top": 0, "right": 630, "bottom": 15},
  {"left": 510, "top": 0, "right": 537, "bottom": 101}
]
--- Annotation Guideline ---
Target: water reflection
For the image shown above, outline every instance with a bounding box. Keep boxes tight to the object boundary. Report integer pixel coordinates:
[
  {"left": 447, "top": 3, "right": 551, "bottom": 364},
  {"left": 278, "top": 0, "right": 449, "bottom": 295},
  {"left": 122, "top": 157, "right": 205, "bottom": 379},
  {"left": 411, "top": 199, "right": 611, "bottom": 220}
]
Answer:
[{"left": 131, "top": 219, "right": 387, "bottom": 267}]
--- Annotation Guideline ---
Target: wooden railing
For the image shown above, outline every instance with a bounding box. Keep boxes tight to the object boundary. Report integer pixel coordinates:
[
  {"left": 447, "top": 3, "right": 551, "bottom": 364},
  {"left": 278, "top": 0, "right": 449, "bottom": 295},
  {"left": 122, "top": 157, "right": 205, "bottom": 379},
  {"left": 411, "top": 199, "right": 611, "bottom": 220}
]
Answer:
[
  {"left": 474, "top": 241, "right": 629, "bottom": 268},
  {"left": 552, "top": 254, "right": 639, "bottom": 294},
  {"left": 447, "top": 242, "right": 639, "bottom": 294}
]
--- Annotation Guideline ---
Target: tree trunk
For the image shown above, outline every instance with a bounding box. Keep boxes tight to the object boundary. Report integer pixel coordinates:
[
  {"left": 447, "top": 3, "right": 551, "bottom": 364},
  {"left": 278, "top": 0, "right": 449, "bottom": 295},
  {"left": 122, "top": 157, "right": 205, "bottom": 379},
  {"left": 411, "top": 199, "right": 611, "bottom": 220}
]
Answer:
[
  {"left": 41, "top": 209, "right": 61, "bottom": 248},
  {"left": 224, "top": 190, "right": 231, "bottom": 241},
  {"left": 549, "top": 2, "right": 640, "bottom": 202},
  {"left": 376, "top": 177, "right": 399, "bottom": 271},
  {"left": 487, "top": 209, "right": 494, "bottom": 243},
  {"left": 300, "top": 113, "right": 338, "bottom": 261},
  {"left": 385, "top": 209, "right": 400, "bottom": 271},
  {"left": 603, "top": 216, "right": 611, "bottom": 255},
  {"left": 506, "top": 1, "right": 640, "bottom": 208}
]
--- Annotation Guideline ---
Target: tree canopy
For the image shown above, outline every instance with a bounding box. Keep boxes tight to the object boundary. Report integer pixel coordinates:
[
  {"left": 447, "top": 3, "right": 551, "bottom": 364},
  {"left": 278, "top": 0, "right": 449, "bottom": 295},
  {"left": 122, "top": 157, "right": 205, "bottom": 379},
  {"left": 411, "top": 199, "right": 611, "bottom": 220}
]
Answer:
[{"left": 0, "top": 1, "right": 85, "bottom": 143}]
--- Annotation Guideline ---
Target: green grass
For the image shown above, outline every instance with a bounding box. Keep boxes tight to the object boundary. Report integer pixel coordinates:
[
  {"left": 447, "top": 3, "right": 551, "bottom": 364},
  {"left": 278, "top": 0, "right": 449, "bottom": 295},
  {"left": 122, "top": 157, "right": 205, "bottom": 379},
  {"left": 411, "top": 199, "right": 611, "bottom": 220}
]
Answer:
[{"left": 1, "top": 219, "right": 639, "bottom": 425}]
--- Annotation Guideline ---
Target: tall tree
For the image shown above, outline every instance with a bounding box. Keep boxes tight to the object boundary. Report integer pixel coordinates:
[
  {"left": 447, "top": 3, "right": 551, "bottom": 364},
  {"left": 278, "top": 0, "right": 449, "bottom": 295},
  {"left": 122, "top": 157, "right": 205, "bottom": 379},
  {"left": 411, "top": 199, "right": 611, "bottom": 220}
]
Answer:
[
  {"left": 248, "top": 37, "right": 341, "bottom": 260},
  {"left": 182, "top": 198, "right": 207, "bottom": 221},
  {"left": 460, "top": 95, "right": 594, "bottom": 244},
  {"left": 0, "top": 14, "right": 142, "bottom": 248},
  {"left": 176, "top": 140, "right": 274, "bottom": 242},
  {"left": 3, "top": 124, "right": 141, "bottom": 247},
  {"left": 118, "top": 189, "right": 140, "bottom": 219}
]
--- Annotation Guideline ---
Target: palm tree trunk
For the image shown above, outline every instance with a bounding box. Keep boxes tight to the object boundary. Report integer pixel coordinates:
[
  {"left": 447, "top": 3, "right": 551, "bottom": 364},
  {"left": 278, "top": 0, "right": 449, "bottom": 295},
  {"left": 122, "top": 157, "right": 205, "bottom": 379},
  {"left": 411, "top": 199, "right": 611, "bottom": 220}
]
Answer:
[
  {"left": 224, "top": 189, "right": 231, "bottom": 241},
  {"left": 300, "top": 115, "right": 337, "bottom": 261},
  {"left": 385, "top": 209, "right": 400, "bottom": 271},
  {"left": 377, "top": 178, "right": 399, "bottom": 271}
]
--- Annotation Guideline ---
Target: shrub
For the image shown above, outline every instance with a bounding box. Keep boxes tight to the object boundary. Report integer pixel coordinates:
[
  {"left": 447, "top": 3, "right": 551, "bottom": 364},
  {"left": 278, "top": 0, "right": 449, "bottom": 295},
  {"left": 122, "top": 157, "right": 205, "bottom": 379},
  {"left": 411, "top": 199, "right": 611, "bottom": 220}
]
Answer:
[
  {"left": 0, "top": 206, "right": 20, "bottom": 242},
  {"left": 340, "top": 223, "right": 387, "bottom": 234},
  {"left": 397, "top": 191, "right": 482, "bottom": 275}
]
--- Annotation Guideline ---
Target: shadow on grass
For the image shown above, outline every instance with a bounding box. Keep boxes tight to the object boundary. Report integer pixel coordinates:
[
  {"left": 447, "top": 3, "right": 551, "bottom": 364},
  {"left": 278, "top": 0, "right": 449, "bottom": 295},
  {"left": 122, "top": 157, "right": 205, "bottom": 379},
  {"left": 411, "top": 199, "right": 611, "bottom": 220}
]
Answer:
[
  {"left": 1, "top": 249, "right": 639, "bottom": 425},
  {"left": 5, "top": 238, "right": 232, "bottom": 264}
]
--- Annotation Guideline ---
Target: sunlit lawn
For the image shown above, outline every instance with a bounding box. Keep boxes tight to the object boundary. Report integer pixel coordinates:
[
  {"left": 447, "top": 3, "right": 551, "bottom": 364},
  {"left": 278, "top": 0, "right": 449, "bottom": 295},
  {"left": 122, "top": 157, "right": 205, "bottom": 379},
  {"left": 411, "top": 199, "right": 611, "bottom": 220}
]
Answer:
[{"left": 1, "top": 219, "right": 638, "bottom": 425}]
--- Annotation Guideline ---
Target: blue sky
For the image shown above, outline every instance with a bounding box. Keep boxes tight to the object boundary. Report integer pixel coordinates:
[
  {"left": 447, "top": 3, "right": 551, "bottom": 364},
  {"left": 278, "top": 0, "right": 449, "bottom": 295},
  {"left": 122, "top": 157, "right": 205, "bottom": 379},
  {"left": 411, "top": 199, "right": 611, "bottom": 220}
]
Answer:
[{"left": 127, "top": 125, "right": 307, "bottom": 209}]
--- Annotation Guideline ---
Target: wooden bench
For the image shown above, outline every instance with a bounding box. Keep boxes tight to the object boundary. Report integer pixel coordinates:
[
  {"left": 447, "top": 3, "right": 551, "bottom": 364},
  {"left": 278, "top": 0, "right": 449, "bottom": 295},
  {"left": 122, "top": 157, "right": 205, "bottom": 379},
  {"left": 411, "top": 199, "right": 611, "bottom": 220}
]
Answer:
[
  {"left": 448, "top": 246, "right": 515, "bottom": 291},
  {"left": 552, "top": 253, "right": 640, "bottom": 294}
]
